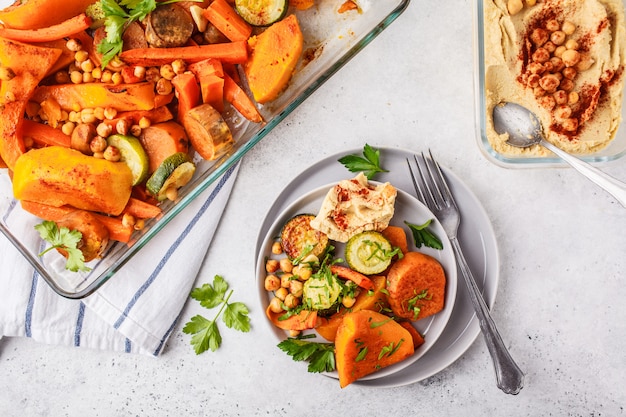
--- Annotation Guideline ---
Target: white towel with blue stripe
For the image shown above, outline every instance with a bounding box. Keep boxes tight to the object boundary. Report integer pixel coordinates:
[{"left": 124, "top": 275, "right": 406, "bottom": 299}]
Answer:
[{"left": 0, "top": 163, "right": 239, "bottom": 355}]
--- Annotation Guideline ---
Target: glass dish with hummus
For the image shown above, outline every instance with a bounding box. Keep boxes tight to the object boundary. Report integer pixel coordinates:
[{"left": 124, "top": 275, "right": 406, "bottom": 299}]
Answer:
[{"left": 474, "top": 0, "right": 626, "bottom": 166}]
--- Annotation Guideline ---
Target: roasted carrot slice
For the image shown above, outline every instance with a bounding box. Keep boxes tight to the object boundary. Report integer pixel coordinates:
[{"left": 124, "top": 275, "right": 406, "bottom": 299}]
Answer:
[
  {"left": 203, "top": 0, "right": 252, "bottom": 42},
  {"left": 330, "top": 265, "right": 375, "bottom": 290},
  {"left": 23, "top": 119, "right": 71, "bottom": 148},
  {"left": 119, "top": 41, "right": 248, "bottom": 66},
  {"left": 223, "top": 73, "right": 263, "bottom": 123},
  {"left": 123, "top": 197, "right": 162, "bottom": 219},
  {"left": 266, "top": 306, "right": 318, "bottom": 331},
  {"left": 0, "top": 14, "right": 92, "bottom": 43}
]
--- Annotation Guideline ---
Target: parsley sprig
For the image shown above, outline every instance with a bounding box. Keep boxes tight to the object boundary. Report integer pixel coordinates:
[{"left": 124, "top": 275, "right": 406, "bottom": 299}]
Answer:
[
  {"left": 277, "top": 337, "right": 336, "bottom": 373},
  {"left": 97, "top": 0, "right": 195, "bottom": 68},
  {"left": 183, "top": 275, "right": 251, "bottom": 354},
  {"left": 405, "top": 219, "right": 443, "bottom": 250},
  {"left": 34, "top": 221, "right": 90, "bottom": 272},
  {"left": 338, "top": 144, "right": 388, "bottom": 180}
]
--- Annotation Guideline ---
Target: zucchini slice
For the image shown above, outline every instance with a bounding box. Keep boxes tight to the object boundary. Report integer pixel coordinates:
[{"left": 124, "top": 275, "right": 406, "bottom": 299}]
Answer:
[
  {"left": 345, "top": 231, "right": 394, "bottom": 275},
  {"left": 303, "top": 273, "right": 342, "bottom": 313},
  {"left": 235, "top": 0, "right": 288, "bottom": 27},
  {"left": 280, "top": 214, "right": 330, "bottom": 261}
]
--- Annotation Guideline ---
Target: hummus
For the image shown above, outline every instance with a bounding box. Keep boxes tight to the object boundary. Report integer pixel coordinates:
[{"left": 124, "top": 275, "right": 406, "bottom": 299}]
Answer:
[
  {"left": 310, "top": 173, "right": 397, "bottom": 243},
  {"left": 484, "top": 0, "right": 626, "bottom": 156}
]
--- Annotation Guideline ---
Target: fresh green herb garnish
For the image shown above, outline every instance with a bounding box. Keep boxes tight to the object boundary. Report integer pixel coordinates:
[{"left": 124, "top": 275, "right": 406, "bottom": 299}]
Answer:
[
  {"left": 405, "top": 219, "right": 443, "bottom": 250},
  {"left": 96, "top": 0, "right": 196, "bottom": 68},
  {"left": 378, "top": 339, "right": 405, "bottom": 360},
  {"left": 407, "top": 289, "right": 431, "bottom": 320},
  {"left": 183, "top": 275, "right": 251, "bottom": 354},
  {"left": 34, "top": 221, "right": 90, "bottom": 272},
  {"left": 277, "top": 338, "right": 336, "bottom": 373},
  {"left": 338, "top": 144, "right": 388, "bottom": 180}
]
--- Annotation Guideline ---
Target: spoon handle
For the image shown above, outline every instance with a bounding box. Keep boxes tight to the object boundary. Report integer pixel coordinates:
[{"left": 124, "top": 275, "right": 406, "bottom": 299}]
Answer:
[
  {"left": 541, "top": 139, "right": 626, "bottom": 207},
  {"left": 450, "top": 237, "right": 525, "bottom": 395}
]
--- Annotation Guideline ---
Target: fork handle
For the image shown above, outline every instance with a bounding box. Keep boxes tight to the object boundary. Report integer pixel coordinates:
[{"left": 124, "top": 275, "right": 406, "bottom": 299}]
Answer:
[{"left": 450, "top": 237, "right": 525, "bottom": 395}]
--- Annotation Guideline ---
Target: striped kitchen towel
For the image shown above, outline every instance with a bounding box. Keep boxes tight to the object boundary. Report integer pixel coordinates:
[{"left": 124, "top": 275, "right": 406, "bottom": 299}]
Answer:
[{"left": 0, "top": 163, "right": 239, "bottom": 356}]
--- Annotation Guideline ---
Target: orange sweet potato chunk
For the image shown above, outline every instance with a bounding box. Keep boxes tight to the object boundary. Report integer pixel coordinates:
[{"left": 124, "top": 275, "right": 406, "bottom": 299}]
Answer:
[{"left": 335, "top": 310, "right": 414, "bottom": 388}]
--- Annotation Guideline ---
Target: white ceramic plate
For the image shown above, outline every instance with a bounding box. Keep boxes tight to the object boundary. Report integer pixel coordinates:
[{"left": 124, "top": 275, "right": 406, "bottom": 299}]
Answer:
[
  {"left": 256, "top": 184, "right": 458, "bottom": 381},
  {"left": 255, "top": 146, "right": 500, "bottom": 388}
]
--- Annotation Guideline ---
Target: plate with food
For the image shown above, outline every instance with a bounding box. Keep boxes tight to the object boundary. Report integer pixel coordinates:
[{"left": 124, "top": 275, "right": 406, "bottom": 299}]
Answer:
[
  {"left": 0, "top": 0, "right": 409, "bottom": 298},
  {"left": 255, "top": 146, "right": 500, "bottom": 388},
  {"left": 474, "top": 0, "right": 626, "bottom": 166}
]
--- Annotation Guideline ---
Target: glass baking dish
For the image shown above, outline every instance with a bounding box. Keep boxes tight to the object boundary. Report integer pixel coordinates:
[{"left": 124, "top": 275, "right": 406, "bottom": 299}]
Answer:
[
  {"left": 473, "top": 0, "right": 626, "bottom": 167},
  {"left": 0, "top": 0, "right": 410, "bottom": 299}
]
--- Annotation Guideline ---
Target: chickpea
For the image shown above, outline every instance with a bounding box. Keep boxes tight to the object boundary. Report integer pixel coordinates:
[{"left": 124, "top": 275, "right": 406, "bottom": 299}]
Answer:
[
  {"left": 104, "top": 107, "right": 118, "bottom": 120},
  {"left": 155, "top": 78, "right": 173, "bottom": 95},
  {"left": 133, "top": 65, "right": 146, "bottom": 79},
  {"left": 171, "top": 59, "right": 186, "bottom": 75},
  {"left": 90, "top": 135, "right": 108, "bottom": 153},
  {"left": 289, "top": 280, "right": 303, "bottom": 298},
  {"left": 550, "top": 56, "right": 565, "bottom": 73},
  {"left": 555, "top": 105, "right": 572, "bottom": 120},
  {"left": 138, "top": 116, "right": 151, "bottom": 129},
  {"left": 283, "top": 294, "right": 300, "bottom": 309},
  {"left": 266, "top": 259, "right": 280, "bottom": 273},
  {"left": 342, "top": 295, "right": 356, "bottom": 309},
  {"left": 561, "top": 118, "right": 579, "bottom": 132},
  {"left": 264, "top": 275, "right": 281, "bottom": 292},
  {"left": 527, "top": 62, "right": 545, "bottom": 75},
  {"left": 61, "top": 121, "right": 76, "bottom": 136},
  {"left": 130, "top": 124, "right": 142, "bottom": 137},
  {"left": 82, "top": 72, "right": 94, "bottom": 84},
  {"left": 160, "top": 64, "right": 176, "bottom": 80},
  {"left": 74, "top": 50, "right": 89, "bottom": 63},
  {"left": 116, "top": 118, "right": 131, "bottom": 135},
  {"left": 288, "top": 330, "right": 301, "bottom": 338},
  {"left": 550, "top": 31, "right": 566, "bottom": 46},
  {"left": 546, "top": 19, "right": 560, "bottom": 32},
  {"left": 101, "top": 70, "right": 113, "bottom": 83},
  {"left": 111, "top": 71, "right": 123, "bottom": 85},
  {"left": 562, "top": 21, "right": 576, "bottom": 35},
  {"left": 507, "top": 0, "right": 523, "bottom": 15},
  {"left": 553, "top": 90, "right": 568, "bottom": 105},
  {"left": 80, "top": 59, "right": 94, "bottom": 73},
  {"left": 533, "top": 86, "right": 547, "bottom": 97},
  {"left": 275, "top": 287, "right": 288, "bottom": 301},
  {"left": 293, "top": 264, "right": 312, "bottom": 281},
  {"left": 554, "top": 45, "right": 567, "bottom": 58},
  {"left": 525, "top": 0, "right": 536, "bottom": 6},
  {"left": 539, "top": 74, "right": 560, "bottom": 93},
  {"left": 281, "top": 272, "right": 294, "bottom": 288},
  {"left": 530, "top": 28, "right": 549, "bottom": 46},
  {"left": 145, "top": 67, "right": 161, "bottom": 83},
  {"left": 65, "top": 38, "right": 82, "bottom": 52},
  {"left": 92, "top": 67, "right": 102, "bottom": 80},
  {"left": 104, "top": 145, "right": 121, "bottom": 162},
  {"left": 562, "top": 67, "right": 577, "bottom": 80},
  {"left": 271, "top": 242, "right": 283, "bottom": 255},
  {"left": 269, "top": 297, "right": 283, "bottom": 313},
  {"left": 122, "top": 213, "right": 136, "bottom": 228},
  {"left": 527, "top": 73, "right": 541, "bottom": 88},
  {"left": 70, "top": 70, "right": 83, "bottom": 84},
  {"left": 538, "top": 95, "right": 556, "bottom": 110},
  {"left": 576, "top": 54, "right": 594, "bottom": 71},
  {"left": 279, "top": 259, "right": 294, "bottom": 274},
  {"left": 532, "top": 47, "right": 550, "bottom": 63},
  {"left": 542, "top": 41, "right": 556, "bottom": 54},
  {"left": 94, "top": 107, "right": 105, "bottom": 121},
  {"left": 565, "top": 39, "right": 579, "bottom": 50},
  {"left": 568, "top": 91, "right": 580, "bottom": 105},
  {"left": 561, "top": 49, "right": 581, "bottom": 67},
  {"left": 559, "top": 78, "right": 574, "bottom": 92},
  {"left": 80, "top": 108, "right": 97, "bottom": 124}
]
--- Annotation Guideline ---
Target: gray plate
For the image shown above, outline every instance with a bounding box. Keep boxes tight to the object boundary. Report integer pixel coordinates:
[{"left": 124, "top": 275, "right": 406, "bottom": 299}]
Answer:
[{"left": 254, "top": 146, "right": 500, "bottom": 388}]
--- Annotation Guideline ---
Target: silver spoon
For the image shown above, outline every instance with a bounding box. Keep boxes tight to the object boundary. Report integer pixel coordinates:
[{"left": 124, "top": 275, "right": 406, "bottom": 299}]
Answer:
[{"left": 493, "top": 102, "right": 626, "bottom": 207}]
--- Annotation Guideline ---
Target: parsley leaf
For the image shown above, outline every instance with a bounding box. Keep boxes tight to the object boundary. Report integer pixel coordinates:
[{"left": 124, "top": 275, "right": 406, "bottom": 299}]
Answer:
[
  {"left": 405, "top": 219, "right": 443, "bottom": 250},
  {"left": 183, "top": 275, "right": 251, "bottom": 354},
  {"left": 34, "top": 221, "right": 90, "bottom": 272},
  {"left": 338, "top": 144, "right": 388, "bottom": 180},
  {"left": 277, "top": 338, "right": 336, "bottom": 373}
]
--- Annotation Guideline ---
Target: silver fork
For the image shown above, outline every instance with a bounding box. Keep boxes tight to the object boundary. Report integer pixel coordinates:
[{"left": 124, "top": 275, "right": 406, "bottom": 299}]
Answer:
[{"left": 407, "top": 150, "right": 525, "bottom": 395}]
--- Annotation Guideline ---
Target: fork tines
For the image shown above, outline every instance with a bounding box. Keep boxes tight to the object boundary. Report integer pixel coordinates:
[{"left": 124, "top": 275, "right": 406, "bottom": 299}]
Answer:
[{"left": 406, "top": 150, "right": 452, "bottom": 211}]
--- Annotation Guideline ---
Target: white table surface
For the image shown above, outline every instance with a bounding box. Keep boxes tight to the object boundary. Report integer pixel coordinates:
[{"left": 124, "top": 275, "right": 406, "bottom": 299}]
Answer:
[{"left": 2, "top": 1, "right": 626, "bottom": 415}]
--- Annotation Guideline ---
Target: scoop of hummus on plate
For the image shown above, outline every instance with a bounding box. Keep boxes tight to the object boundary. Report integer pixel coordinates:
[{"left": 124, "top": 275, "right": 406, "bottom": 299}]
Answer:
[
  {"left": 484, "top": 0, "right": 626, "bottom": 156},
  {"left": 310, "top": 173, "right": 397, "bottom": 243}
]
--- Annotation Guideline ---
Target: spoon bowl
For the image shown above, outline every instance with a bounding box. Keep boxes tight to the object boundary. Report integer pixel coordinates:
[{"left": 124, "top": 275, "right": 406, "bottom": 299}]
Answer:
[{"left": 492, "top": 102, "right": 626, "bottom": 208}]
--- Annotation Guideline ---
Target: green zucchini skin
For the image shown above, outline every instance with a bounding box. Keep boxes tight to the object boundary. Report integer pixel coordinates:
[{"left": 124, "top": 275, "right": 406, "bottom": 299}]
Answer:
[
  {"left": 345, "top": 231, "right": 393, "bottom": 275},
  {"left": 280, "top": 214, "right": 330, "bottom": 261},
  {"left": 235, "top": 0, "right": 288, "bottom": 27}
]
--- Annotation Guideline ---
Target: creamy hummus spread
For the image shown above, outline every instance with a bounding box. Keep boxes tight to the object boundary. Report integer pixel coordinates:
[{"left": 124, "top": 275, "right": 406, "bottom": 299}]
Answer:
[
  {"left": 310, "top": 173, "right": 397, "bottom": 243},
  {"left": 484, "top": 0, "right": 626, "bottom": 156}
]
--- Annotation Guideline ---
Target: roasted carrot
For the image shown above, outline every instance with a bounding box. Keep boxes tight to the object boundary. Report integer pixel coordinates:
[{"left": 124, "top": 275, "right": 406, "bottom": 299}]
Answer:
[
  {"left": 188, "top": 58, "right": 225, "bottom": 112},
  {"left": 22, "top": 119, "right": 71, "bottom": 148},
  {"left": 20, "top": 201, "right": 134, "bottom": 244},
  {"left": 123, "top": 197, "right": 162, "bottom": 219},
  {"left": 171, "top": 73, "right": 201, "bottom": 122},
  {"left": 188, "top": 58, "right": 225, "bottom": 78},
  {"left": 154, "top": 93, "right": 175, "bottom": 108},
  {"left": 223, "top": 73, "right": 263, "bottom": 123},
  {"left": 0, "top": 14, "right": 92, "bottom": 43},
  {"left": 398, "top": 322, "right": 425, "bottom": 349},
  {"left": 265, "top": 306, "right": 318, "bottom": 331},
  {"left": 202, "top": 0, "right": 252, "bottom": 42},
  {"left": 119, "top": 41, "right": 248, "bottom": 66},
  {"left": 330, "top": 265, "right": 375, "bottom": 290},
  {"left": 0, "top": 0, "right": 96, "bottom": 30}
]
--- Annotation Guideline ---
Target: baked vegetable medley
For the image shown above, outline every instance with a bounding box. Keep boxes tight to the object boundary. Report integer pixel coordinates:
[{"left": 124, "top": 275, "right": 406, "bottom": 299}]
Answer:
[{"left": 0, "top": 0, "right": 360, "bottom": 271}]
